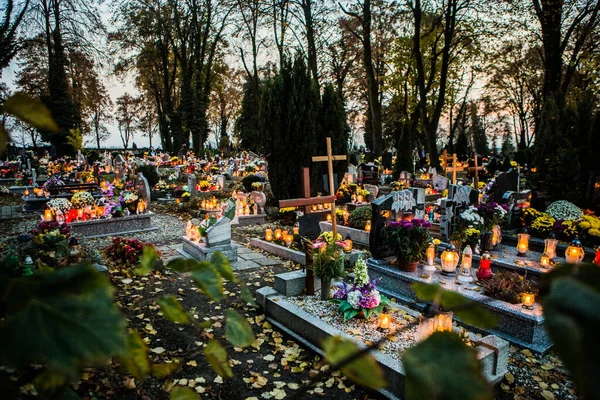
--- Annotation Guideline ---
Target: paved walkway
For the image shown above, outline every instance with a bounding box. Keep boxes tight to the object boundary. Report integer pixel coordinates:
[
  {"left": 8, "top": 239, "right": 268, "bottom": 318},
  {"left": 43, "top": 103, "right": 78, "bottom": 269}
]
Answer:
[{"left": 158, "top": 240, "right": 283, "bottom": 271}]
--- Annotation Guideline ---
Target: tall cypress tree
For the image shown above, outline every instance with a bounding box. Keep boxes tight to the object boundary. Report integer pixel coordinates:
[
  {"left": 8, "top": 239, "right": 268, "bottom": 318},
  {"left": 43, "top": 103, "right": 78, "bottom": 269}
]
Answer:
[
  {"left": 317, "top": 83, "right": 349, "bottom": 192},
  {"left": 238, "top": 80, "right": 263, "bottom": 154},
  {"left": 262, "top": 56, "right": 320, "bottom": 200}
]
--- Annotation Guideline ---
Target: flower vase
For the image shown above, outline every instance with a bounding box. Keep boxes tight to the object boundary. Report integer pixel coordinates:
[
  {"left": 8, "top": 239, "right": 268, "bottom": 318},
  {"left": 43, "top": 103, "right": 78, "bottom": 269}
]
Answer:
[
  {"left": 481, "top": 232, "right": 494, "bottom": 252},
  {"left": 397, "top": 260, "right": 418, "bottom": 272},
  {"left": 321, "top": 278, "right": 332, "bottom": 300}
]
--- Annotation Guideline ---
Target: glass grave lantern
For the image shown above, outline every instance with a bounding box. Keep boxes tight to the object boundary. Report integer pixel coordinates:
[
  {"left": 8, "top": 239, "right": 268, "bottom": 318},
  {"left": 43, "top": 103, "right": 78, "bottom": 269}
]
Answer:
[
  {"left": 540, "top": 252, "right": 551, "bottom": 268},
  {"left": 492, "top": 225, "right": 502, "bottom": 247},
  {"left": 423, "top": 241, "right": 437, "bottom": 272},
  {"left": 265, "top": 228, "right": 273, "bottom": 241},
  {"left": 595, "top": 246, "right": 600, "bottom": 266},
  {"left": 544, "top": 233, "right": 558, "bottom": 260},
  {"left": 516, "top": 228, "right": 530, "bottom": 256},
  {"left": 521, "top": 292, "right": 535, "bottom": 310},
  {"left": 440, "top": 245, "right": 459, "bottom": 275},
  {"left": 565, "top": 239, "right": 585, "bottom": 264},
  {"left": 457, "top": 246, "right": 474, "bottom": 283}
]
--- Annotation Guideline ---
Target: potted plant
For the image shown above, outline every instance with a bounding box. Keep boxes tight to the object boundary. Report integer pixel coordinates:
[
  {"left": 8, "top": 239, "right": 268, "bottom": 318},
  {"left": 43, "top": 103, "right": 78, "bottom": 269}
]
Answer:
[
  {"left": 312, "top": 241, "right": 346, "bottom": 300},
  {"left": 385, "top": 218, "right": 433, "bottom": 272},
  {"left": 476, "top": 202, "right": 508, "bottom": 251}
]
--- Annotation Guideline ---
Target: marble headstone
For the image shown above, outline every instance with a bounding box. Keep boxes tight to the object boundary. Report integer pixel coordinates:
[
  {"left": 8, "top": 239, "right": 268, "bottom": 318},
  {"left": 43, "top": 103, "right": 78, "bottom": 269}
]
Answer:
[
  {"left": 113, "top": 154, "right": 126, "bottom": 180},
  {"left": 433, "top": 174, "right": 449, "bottom": 191},
  {"left": 135, "top": 173, "right": 151, "bottom": 204},
  {"left": 364, "top": 184, "right": 379, "bottom": 202},
  {"left": 216, "top": 175, "right": 226, "bottom": 190},
  {"left": 187, "top": 174, "right": 197, "bottom": 196},
  {"left": 251, "top": 191, "right": 267, "bottom": 214}
]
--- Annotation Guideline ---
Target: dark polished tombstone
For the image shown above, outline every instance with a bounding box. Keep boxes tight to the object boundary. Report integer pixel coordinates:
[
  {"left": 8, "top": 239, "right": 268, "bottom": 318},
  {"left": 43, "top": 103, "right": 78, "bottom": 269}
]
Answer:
[
  {"left": 369, "top": 188, "right": 425, "bottom": 260},
  {"left": 492, "top": 169, "right": 518, "bottom": 203},
  {"left": 322, "top": 173, "right": 339, "bottom": 195},
  {"left": 439, "top": 184, "right": 479, "bottom": 241},
  {"left": 298, "top": 213, "right": 324, "bottom": 240},
  {"left": 502, "top": 190, "right": 532, "bottom": 230},
  {"left": 358, "top": 163, "right": 379, "bottom": 185}
]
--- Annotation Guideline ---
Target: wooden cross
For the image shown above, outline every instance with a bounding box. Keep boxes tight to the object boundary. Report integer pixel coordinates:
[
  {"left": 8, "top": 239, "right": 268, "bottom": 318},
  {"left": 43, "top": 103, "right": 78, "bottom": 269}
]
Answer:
[
  {"left": 444, "top": 153, "right": 464, "bottom": 185},
  {"left": 311, "top": 137, "right": 347, "bottom": 239},
  {"left": 277, "top": 137, "right": 346, "bottom": 295},
  {"left": 468, "top": 154, "right": 484, "bottom": 190}
]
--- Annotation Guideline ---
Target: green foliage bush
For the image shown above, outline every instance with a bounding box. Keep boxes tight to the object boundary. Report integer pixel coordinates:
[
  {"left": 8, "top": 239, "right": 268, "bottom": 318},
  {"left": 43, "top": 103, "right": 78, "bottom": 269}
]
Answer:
[
  {"left": 135, "top": 164, "right": 160, "bottom": 188},
  {"left": 348, "top": 207, "right": 372, "bottom": 230}
]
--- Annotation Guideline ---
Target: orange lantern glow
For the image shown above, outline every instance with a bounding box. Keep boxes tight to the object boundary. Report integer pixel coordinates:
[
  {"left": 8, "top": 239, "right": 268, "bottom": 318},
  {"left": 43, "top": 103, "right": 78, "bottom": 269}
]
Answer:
[
  {"left": 265, "top": 229, "right": 273, "bottom": 241},
  {"left": 43, "top": 209, "right": 53, "bottom": 222}
]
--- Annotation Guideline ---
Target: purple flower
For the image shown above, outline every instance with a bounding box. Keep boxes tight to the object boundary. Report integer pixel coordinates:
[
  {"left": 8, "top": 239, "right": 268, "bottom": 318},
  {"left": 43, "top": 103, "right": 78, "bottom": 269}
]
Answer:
[{"left": 333, "top": 282, "right": 349, "bottom": 300}]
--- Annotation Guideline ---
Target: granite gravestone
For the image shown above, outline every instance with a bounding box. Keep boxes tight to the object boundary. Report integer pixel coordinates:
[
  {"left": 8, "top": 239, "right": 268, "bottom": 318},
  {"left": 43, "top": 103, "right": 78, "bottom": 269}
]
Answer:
[
  {"left": 369, "top": 188, "right": 425, "bottom": 260},
  {"left": 217, "top": 175, "right": 226, "bottom": 190},
  {"left": 399, "top": 171, "right": 412, "bottom": 186},
  {"left": 502, "top": 189, "right": 532, "bottom": 230},
  {"left": 358, "top": 163, "right": 379, "bottom": 185},
  {"left": 364, "top": 184, "right": 379, "bottom": 202},
  {"left": 135, "top": 173, "right": 151, "bottom": 204},
  {"left": 492, "top": 169, "right": 518, "bottom": 203},
  {"left": 439, "top": 184, "right": 480, "bottom": 241},
  {"left": 113, "top": 154, "right": 126, "bottom": 180},
  {"left": 298, "top": 213, "right": 323, "bottom": 240},
  {"left": 432, "top": 174, "right": 449, "bottom": 191},
  {"left": 251, "top": 191, "right": 267, "bottom": 214},
  {"left": 187, "top": 174, "right": 197, "bottom": 196},
  {"left": 322, "top": 173, "right": 339, "bottom": 195}
]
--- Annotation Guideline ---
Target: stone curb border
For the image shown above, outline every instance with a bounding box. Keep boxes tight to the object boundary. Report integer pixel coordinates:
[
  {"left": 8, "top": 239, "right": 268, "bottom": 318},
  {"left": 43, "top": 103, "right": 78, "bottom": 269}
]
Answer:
[{"left": 256, "top": 272, "right": 509, "bottom": 400}]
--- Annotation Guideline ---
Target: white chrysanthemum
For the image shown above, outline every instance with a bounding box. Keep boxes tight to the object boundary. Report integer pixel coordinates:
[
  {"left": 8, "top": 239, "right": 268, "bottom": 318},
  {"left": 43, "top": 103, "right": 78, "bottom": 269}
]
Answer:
[
  {"left": 347, "top": 290, "right": 362, "bottom": 309},
  {"left": 545, "top": 201, "right": 583, "bottom": 221}
]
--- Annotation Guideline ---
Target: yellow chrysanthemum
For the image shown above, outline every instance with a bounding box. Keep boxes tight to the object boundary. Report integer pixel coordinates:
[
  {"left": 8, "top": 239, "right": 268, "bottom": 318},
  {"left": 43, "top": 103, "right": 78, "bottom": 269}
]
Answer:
[
  {"left": 589, "top": 228, "right": 600, "bottom": 237},
  {"left": 579, "top": 221, "right": 592, "bottom": 230}
]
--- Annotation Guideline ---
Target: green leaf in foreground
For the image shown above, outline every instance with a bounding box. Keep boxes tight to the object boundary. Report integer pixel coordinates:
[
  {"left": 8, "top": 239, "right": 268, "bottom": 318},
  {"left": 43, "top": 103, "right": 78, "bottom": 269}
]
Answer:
[
  {"left": 136, "top": 245, "right": 160, "bottom": 276},
  {"left": 540, "top": 264, "right": 600, "bottom": 400},
  {"left": 321, "top": 336, "right": 386, "bottom": 390},
  {"left": 204, "top": 339, "right": 232, "bottom": 378},
  {"left": 3, "top": 92, "right": 59, "bottom": 131},
  {"left": 157, "top": 295, "right": 192, "bottom": 324},
  {"left": 118, "top": 331, "right": 151, "bottom": 381},
  {"left": 0, "top": 125, "right": 9, "bottom": 155},
  {"left": 170, "top": 386, "right": 200, "bottom": 400},
  {"left": 211, "top": 252, "right": 236, "bottom": 282},
  {"left": 225, "top": 308, "right": 255, "bottom": 347},
  {"left": 403, "top": 331, "right": 492, "bottom": 400},
  {"left": 190, "top": 262, "right": 224, "bottom": 301},
  {"left": 0, "top": 265, "right": 127, "bottom": 378},
  {"left": 412, "top": 283, "right": 497, "bottom": 328},
  {"left": 151, "top": 362, "right": 180, "bottom": 378},
  {"left": 33, "top": 369, "right": 67, "bottom": 391},
  {"left": 240, "top": 282, "right": 258, "bottom": 307}
]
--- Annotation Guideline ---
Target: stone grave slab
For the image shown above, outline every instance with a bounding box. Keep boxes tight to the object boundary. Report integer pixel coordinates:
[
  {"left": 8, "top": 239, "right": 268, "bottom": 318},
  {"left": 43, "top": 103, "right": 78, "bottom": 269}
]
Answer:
[
  {"left": 256, "top": 283, "right": 508, "bottom": 400},
  {"left": 70, "top": 212, "right": 157, "bottom": 238},
  {"left": 366, "top": 258, "right": 551, "bottom": 353}
]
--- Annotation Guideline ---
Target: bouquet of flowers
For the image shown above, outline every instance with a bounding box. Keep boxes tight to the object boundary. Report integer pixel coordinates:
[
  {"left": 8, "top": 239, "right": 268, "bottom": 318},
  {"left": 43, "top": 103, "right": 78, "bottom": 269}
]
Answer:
[
  {"left": 71, "top": 191, "right": 95, "bottom": 208},
  {"left": 331, "top": 258, "right": 389, "bottom": 321},
  {"left": 390, "top": 181, "right": 408, "bottom": 191},
  {"left": 104, "top": 237, "right": 159, "bottom": 269},
  {"left": 121, "top": 192, "right": 139, "bottom": 205},
  {"left": 255, "top": 171, "right": 268, "bottom": 181},
  {"left": 356, "top": 188, "right": 370, "bottom": 197},
  {"left": 181, "top": 191, "right": 191, "bottom": 201},
  {"left": 46, "top": 198, "right": 72, "bottom": 215},
  {"left": 251, "top": 181, "right": 263, "bottom": 191},
  {"left": 476, "top": 202, "right": 508, "bottom": 231},
  {"left": 199, "top": 180, "right": 211, "bottom": 191},
  {"left": 154, "top": 180, "right": 171, "bottom": 191},
  {"left": 42, "top": 176, "right": 65, "bottom": 189}
]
